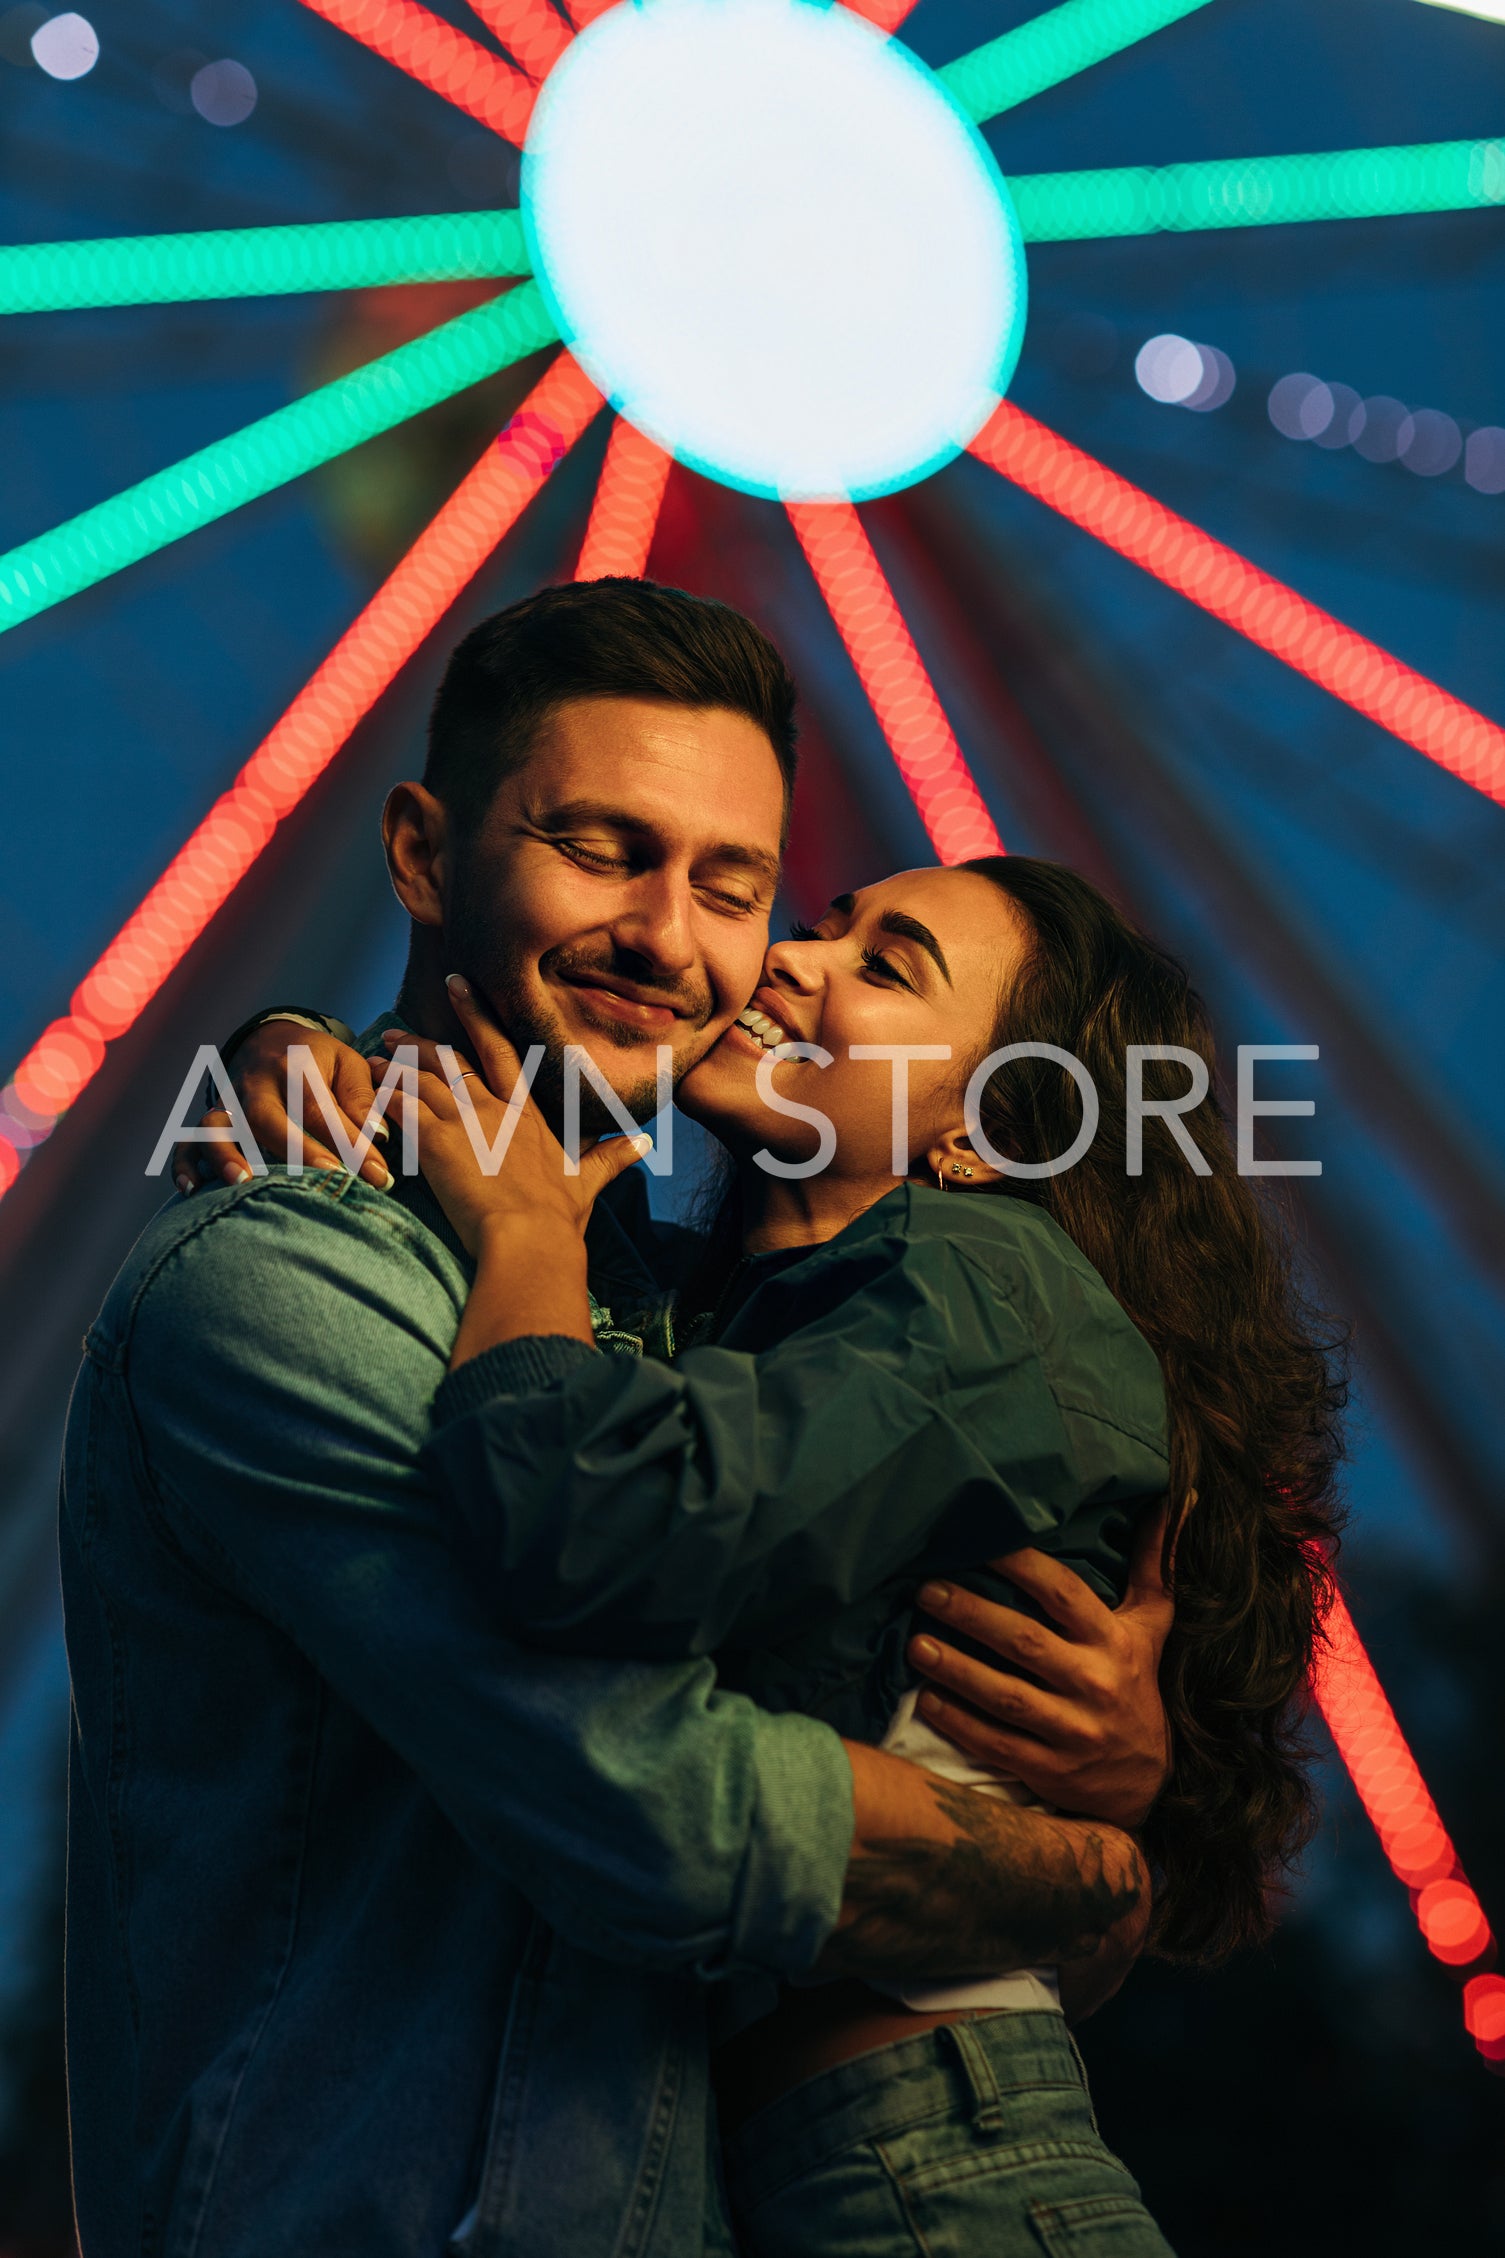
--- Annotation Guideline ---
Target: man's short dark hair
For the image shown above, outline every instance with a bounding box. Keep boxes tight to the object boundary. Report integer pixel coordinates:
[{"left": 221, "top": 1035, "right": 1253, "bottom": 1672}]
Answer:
[{"left": 424, "top": 578, "right": 799, "bottom": 838}]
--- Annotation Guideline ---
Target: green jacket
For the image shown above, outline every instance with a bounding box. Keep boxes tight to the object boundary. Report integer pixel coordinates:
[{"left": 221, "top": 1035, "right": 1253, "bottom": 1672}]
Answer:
[{"left": 424, "top": 1184, "right": 1170, "bottom": 1743}]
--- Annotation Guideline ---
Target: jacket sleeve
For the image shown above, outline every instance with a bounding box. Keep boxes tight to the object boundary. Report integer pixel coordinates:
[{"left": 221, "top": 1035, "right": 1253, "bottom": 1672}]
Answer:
[
  {"left": 421, "top": 1224, "right": 1169, "bottom": 1659},
  {"left": 123, "top": 1178, "right": 852, "bottom": 1981}
]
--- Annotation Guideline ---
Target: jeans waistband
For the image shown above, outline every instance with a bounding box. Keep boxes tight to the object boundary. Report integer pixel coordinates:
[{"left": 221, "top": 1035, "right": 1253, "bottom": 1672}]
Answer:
[{"left": 722, "top": 2011, "right": 1091, "bottom": 2191}]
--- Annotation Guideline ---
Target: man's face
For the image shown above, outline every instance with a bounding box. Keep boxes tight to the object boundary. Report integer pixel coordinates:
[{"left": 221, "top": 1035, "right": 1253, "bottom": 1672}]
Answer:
[{"left": 446, "top": 697, "right": 786, "bottom": 1124}]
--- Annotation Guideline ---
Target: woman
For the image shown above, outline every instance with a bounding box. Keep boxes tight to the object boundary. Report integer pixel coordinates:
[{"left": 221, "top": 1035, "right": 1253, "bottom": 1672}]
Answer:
[{"left": 207, "top": 857, "right": 1345, "bottom": 2256}]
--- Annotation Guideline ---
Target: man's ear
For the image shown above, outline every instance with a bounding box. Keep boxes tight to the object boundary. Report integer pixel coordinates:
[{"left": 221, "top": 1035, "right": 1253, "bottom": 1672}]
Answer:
[
  {"left": 383, "top": 783, "right": 449, "bottom": 928},
  {"left": 920, "top": 1125, "right": 1007, "bottom": 1191}
]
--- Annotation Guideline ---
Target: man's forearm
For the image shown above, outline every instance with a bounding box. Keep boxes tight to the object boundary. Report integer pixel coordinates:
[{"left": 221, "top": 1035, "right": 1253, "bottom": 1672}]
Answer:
[{"left": 818, "top": 1741, "right": 1147, "bottom": 1986}]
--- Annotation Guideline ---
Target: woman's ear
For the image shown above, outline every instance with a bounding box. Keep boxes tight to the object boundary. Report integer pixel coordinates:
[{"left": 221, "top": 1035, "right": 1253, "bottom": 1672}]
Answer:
[
  {"left": 920, "top": 1128, "right": 1007, "bottom": 1191},
  {"left": 383, "top": 782, "right": 450, "bottom": 927}
]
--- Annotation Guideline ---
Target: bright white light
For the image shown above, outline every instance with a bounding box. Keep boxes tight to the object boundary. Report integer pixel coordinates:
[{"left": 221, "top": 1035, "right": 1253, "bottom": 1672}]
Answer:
[
  {"left": 190, "top": 57, "right": 257, "bottom": 126},
  {"left": 523, "top": 0, "right": 1025, "bottom": 500},
  {"left": 30, "top": 10, "right": 96, "bottom": 78},
  {"left": 1414, "top": 0, "right": 1505, "bottom": 22},
  {"left": 1135, "top": 333, "right": 1234, "bottom": 411},
  {"left": 1135, "top": 334, "right": 1204, "bottom": 404}
]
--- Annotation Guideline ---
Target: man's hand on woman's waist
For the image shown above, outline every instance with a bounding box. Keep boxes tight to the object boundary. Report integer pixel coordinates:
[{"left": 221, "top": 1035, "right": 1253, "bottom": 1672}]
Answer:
[{"left": 908, "top": 1502, "right": 1175, "bottom": 1833}]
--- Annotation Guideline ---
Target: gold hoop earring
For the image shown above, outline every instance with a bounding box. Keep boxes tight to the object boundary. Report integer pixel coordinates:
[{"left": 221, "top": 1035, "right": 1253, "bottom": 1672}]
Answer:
[{"left": 934, "top": 1160, "right": 946, "bottom": 1194}]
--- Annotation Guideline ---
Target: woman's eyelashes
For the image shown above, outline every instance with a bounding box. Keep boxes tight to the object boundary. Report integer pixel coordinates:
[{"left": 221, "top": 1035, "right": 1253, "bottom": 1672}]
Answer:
[
  {"left": 861, "top": 946, "right": 912, "bottom": 989},
  {"left": 787, "top": 919, "right": 912, "bottom": 989}
]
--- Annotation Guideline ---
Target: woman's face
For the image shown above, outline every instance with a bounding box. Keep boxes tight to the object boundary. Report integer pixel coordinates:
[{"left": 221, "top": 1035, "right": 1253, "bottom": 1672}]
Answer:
[{"left": 676, "top": 867, "right": 1033, "bottom": 1179}]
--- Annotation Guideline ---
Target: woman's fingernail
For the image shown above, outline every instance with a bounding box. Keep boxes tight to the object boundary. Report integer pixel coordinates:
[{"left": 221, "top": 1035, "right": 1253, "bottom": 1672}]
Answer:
[
  {"left": 174, "top": 1172, "right": 193, "bottom": 1197},
  {"left": 445, "top": 973, "right": 471, "bottom": 999},
  {"left": 223, "top": 1163, "right": 249, "bottom": 1185},
  {"left": 911, "top": 1637, "right": 940, "bottom": 1667},
  {"left": 374, "top": 1165, "right": 396, "bottom": 1192},
  {"left": 370, "top": 1116, "right": 391, "bottom": 1142},
  {"left": 382, "top": 1029, "right": 403, "bottom": 1047},
  {"left": 918, "top": 1582, "right": 952, "bottom": 1613},
  {"left": 629, "top": 1133, "right": 654, "bottom": 1157},
  {"left": 919, "top": 1690, "right": 944, "bottom": 1718}
]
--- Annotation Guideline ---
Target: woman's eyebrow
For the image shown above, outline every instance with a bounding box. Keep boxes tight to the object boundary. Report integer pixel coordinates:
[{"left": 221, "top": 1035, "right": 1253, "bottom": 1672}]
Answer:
[{"left": 879, "top": 909, "right": 952, "bottom": 985}]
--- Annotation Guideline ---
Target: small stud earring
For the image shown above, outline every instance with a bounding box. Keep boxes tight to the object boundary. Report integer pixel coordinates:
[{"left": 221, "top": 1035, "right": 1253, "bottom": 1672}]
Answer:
[
  {"left": 963, "top": 1167, "right": 974, "bottom": 1179},
  {"left": 951, "top": 1162, "right": 963, "bottom": 1176}
]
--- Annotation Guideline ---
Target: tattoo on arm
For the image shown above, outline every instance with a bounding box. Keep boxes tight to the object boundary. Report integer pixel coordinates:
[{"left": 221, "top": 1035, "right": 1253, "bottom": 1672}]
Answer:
[{"left": 821, "top": 1776, "right": 1146, "bottom": 1985}]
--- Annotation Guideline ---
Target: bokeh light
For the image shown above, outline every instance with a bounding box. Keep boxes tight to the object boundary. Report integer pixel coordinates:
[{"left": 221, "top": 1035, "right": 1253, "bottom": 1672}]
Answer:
[
  {"left": 1352, "top": 394, "right": 1409, "bottom": 464},
  {"left": 30, "top": 8, "right": 96, "bottom": 78},
  {"left": 1011, "top": 133, "right": 1505, "bottom": 240},
  {"left": 971, "top": 399, "right": 1505, "bottom": 806},
  {"left": 1398, "top": 406, "right": 1463, "bottom": 476},
  {"left": 938, "top": 0, "right": 1215, "bottom": 125},
  {"left": 297, "top": 0, "right": 536, "bottom": 146},
  {"left": 1268, "top": 372, "right": 1336, "bottom": 441},
  {"left": 1135, "top": 333, "right": 1203, "bottom": 403},
  {"left": 575, "top": 419, "right": 672, "bottom": 580},
  {"left": 1311, "top": 380, "right": 1362, "bottom": 450},
  {"left": 0, "top": 211, "right": 530, "bottom": 314},
  {"left": 1136, "top": 333, "right": 1234, "bottom": 410},
  {"left": 0, "top": 285, "right": 558, "bottom": 634},
  {"left": 1416, "top": 0, "right": 1505, "bottom": 21},
  {"left": 0, "top": 357, "right": 604, "bottom": 1193},
  {"left": 1464, "top": 425, "right": 1505, "bottom": 492},
  {"left": 787, "top": 499, "right": 1003, "bottom": 863},
  {"left": 1416, "top": 1880, "right": 1493, "bottom": 1966},
  {"left": 525, "top": 0, "right": 1026, "bottom": 501},
  {"left": 190, "top": 58, "right": 258, "bottom": 127},
  {"left": 1464, "top": 1974, "right": 1505, "bottom": 2063}
]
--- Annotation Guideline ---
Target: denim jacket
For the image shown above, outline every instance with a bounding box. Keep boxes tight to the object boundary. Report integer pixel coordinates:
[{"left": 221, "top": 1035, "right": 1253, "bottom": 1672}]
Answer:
[{"left": 59, "top": 1161, "right": 853, "bottom": 2258}]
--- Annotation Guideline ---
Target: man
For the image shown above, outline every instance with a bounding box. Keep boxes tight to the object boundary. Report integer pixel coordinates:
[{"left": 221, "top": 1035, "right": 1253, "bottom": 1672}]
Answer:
[{"left": 65, "top": 581, "right": 1169, "bottom": 2256}]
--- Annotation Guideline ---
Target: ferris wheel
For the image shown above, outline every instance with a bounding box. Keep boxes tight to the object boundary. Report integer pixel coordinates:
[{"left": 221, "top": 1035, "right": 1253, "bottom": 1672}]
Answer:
[{"left": 1, "top": 0, "right": 1503, "bottom": 2060}]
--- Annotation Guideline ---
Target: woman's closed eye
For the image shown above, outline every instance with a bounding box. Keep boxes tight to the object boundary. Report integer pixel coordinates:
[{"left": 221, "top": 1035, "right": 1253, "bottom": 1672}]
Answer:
[
  {"left": 787, "top": 918, "right": 913, "bottom": 988},
  {"left": 860, "top": 946, "right": 913, "bottom": 989}
]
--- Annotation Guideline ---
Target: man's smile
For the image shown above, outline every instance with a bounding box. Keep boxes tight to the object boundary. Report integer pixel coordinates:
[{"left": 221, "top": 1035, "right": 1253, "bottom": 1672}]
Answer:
[{"left": 555, "top": 968, "right": 693, "bottom": 1031}]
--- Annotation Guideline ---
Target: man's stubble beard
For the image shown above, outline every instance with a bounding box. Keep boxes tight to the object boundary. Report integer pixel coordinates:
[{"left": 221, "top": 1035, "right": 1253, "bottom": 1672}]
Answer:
[{"left": 447, "top": 866, "right": 718, "bottom": 1138}]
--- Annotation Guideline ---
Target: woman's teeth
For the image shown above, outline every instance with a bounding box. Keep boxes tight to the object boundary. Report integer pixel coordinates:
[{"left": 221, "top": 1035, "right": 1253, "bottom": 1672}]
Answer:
[{"left": 735, "top": 1006, "right": 790, "bottom": 1051}]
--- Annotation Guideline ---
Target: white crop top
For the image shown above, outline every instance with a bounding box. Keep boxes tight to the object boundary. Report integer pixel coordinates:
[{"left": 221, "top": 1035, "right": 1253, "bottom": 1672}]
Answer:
[{"left": 871, "top": 1688, "right": 1062, "bottom": 2016}]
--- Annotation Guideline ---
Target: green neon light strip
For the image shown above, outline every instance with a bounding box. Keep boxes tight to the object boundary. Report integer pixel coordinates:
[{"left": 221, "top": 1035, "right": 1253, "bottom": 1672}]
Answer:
[
  {"left": 939, "top": 0, "right": 1217, "bottom": 125},
  {"left": 0, "top": 210, "right": 530, "bottom": 315},
  {"left": 1012, "top": 136, "right": 1505, "bottom": 239},
  {"left": 0, "top": 284, "right": 557, "bottom": 637}
]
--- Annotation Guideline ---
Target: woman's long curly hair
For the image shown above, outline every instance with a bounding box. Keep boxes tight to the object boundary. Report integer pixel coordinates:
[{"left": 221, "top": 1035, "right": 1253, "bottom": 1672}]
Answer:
[{"left": 960, "top": 856, "right": 1347, "bottom": 1964}]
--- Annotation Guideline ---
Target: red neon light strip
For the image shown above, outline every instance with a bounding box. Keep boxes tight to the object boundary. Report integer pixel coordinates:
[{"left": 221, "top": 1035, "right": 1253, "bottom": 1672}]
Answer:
[
  {"left": 1314, "top": 1586, "right": 1503, "bottom": 2063},
  {"left": 464, "top": 0, "right": 572, "bottom": 81},
  {"left": 0, "top": 355, "right": 603, "bottom": 1198},
  {"left": 574, "top": 418, "right": 672, "bottom": 579},
  {"left": 297, "top": 0, "right": 536, "bottom": 144},
  {"left": 787, "top": 499, "right": 1003, "bottom": 863},
  {"left": 839, "top": 0, "right": 921, "bottom": 30},
  {"left": 971, "top": 402, "right": 1505, "bottom": 808}
]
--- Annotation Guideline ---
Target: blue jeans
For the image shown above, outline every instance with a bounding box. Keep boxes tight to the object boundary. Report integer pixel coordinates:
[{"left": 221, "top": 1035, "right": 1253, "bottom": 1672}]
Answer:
[{"left": 722, "top": 2011, "right": 1176, "bottom": 2257}]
